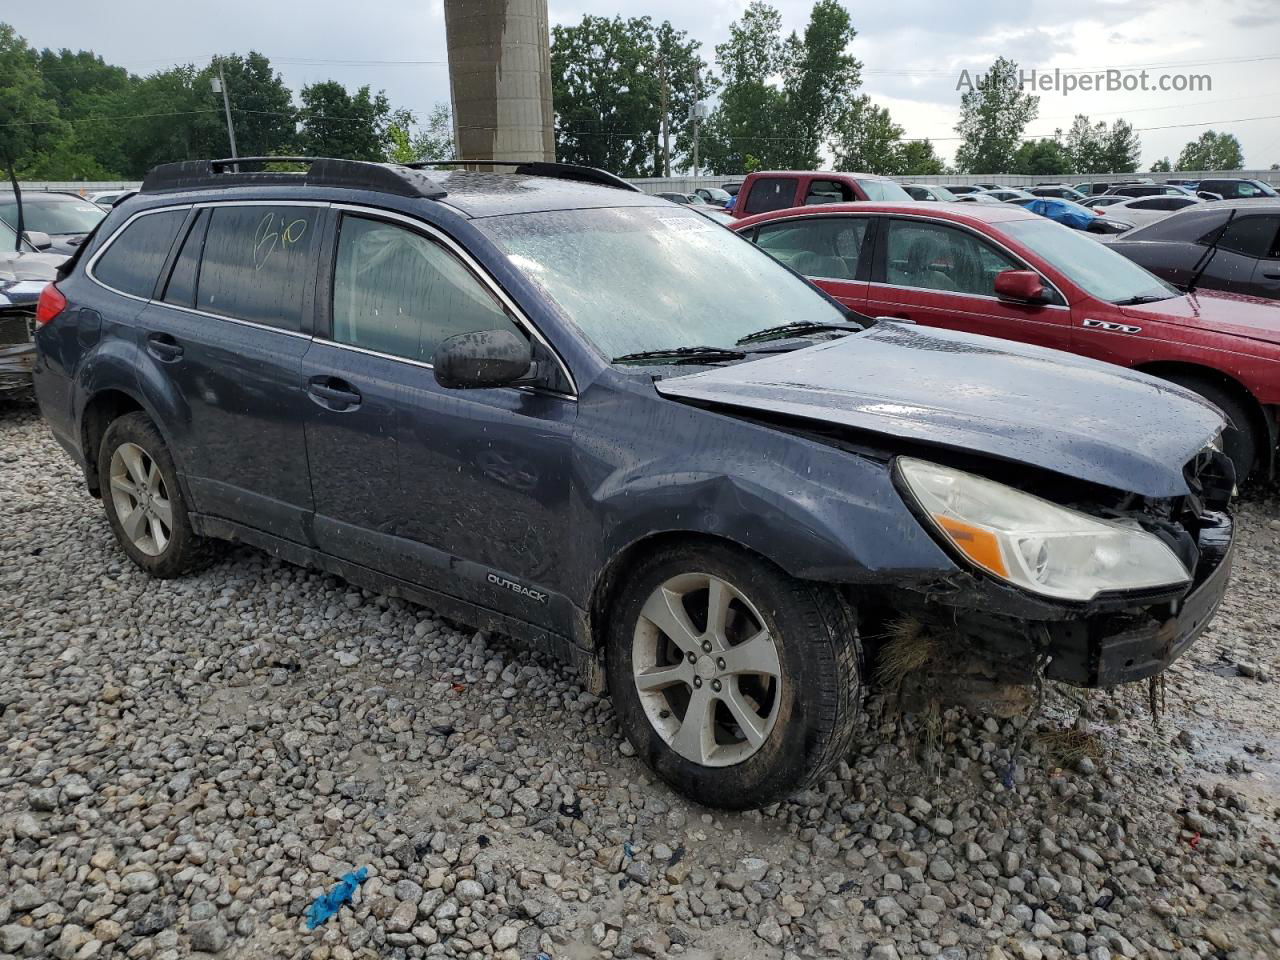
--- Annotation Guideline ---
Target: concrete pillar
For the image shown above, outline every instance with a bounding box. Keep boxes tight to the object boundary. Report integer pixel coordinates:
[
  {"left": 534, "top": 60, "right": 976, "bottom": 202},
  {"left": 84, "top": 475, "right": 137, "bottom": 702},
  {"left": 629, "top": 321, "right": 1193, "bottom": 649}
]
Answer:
[{"left": 444, "top": 0, "right": 555, "bottom": 164}]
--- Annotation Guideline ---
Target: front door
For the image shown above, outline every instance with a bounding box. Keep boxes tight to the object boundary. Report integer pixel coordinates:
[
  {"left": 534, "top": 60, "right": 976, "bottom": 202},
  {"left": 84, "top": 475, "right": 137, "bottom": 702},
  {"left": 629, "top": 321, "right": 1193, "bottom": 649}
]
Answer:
[
  {"left": 303, "top": 209, "right": 576, "bottom": 629},
  {"left": 865, "top": 216, "right": 1072, "bottom": 351}
]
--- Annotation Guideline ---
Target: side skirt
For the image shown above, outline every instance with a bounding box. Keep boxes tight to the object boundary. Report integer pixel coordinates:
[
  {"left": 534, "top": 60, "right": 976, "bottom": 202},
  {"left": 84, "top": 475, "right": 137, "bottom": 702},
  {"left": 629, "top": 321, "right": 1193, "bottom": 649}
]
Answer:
[{"left": 189, "top": 512, "right": 601, "bottom": 688}]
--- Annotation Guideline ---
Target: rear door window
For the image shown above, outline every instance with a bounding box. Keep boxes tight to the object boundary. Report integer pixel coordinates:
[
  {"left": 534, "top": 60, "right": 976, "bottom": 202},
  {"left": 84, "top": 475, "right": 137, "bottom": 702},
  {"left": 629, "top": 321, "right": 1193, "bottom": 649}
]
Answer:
[
  {"left": 804, "top": 179, "right": 852, "bottom": 205},
  {"left": 162, "top": 210, "right": 208, "bottom": 307},
  {"left": 744, "top": 178, "right": 798, "bottom": 215},
  {"left": 93, "top": 209, "right": 186, "bottom": 299},
  {"left": 197, "top": 205, "right": 320, "bottom": 331},
  {"left": 331, "top": 215, "right": 523, "bottom": 364},
  {"left": 754, "top": 217, "right": 869, "bottom": 280}
]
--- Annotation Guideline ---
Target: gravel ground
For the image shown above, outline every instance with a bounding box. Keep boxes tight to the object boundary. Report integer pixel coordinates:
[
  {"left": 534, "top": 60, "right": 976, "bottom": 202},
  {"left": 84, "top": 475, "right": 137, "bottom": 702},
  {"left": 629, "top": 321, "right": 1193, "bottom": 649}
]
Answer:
[{"left": 2, "top": 399, "right": 1280, "bottom": 960}]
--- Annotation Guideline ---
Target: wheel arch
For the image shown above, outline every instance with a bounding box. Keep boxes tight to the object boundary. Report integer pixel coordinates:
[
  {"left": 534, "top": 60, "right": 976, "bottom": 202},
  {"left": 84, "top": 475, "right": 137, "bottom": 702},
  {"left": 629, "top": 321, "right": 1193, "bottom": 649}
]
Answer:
[
  {"left": 79, "top": 389, "right": 146, "bottom": 496},
  {"left": 1132, "top": 359, "right": 1275, "bottom": 477}
]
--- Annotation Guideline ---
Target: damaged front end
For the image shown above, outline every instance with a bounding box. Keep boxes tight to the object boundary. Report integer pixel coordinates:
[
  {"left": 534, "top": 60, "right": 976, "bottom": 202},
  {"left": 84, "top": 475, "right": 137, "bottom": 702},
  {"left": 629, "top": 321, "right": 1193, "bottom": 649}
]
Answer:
[
  {"left": 875, "top": 444, "right": 1236, "bottom": 692},
  {"left": 0, "top": 285, "right": 39, "bottom": 396}
]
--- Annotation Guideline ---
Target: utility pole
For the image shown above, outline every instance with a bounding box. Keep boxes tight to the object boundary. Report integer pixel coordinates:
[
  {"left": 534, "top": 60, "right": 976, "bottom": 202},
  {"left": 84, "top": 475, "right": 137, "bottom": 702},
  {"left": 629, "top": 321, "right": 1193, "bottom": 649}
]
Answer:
[
  {"left": 658, "top": 54, "right": 670, "bottom": 178},
  {"left": 211, "top": 60, "right": 238, "bottom": 161}
]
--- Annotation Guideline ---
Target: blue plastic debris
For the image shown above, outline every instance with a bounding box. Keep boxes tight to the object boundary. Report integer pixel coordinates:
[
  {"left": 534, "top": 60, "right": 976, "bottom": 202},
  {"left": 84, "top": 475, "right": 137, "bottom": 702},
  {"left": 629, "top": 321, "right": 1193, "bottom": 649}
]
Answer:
[
  {"left": 623, "top": 841, "right": 634, "bottom": 860},
  {"left": 305, "top": 867, "right": 369, "bottom": 930}
]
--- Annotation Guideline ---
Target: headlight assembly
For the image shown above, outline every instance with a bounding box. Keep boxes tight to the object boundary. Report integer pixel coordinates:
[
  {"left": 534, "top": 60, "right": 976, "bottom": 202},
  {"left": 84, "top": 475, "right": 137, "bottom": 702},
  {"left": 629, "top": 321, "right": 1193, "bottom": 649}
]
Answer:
[{"left": 898, "top": 457, "right": 1190, "bottom": 602}]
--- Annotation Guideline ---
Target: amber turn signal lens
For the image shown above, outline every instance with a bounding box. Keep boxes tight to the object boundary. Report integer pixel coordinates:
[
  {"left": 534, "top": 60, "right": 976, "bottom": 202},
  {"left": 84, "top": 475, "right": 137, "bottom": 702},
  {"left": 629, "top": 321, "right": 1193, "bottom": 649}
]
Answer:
[{"left": 933, "top": 514, "right": 1009, "bottom": 578}]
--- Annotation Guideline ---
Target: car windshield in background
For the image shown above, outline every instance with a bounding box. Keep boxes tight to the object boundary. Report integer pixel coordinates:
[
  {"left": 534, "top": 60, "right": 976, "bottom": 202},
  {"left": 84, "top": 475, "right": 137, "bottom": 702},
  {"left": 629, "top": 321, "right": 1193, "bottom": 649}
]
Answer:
[
  {"left": 480, "top": 206, "right": 846, "bottom": 360},
  {"left": 1002, "top": 218, "right": 1179, "bottom": 305},
  {"left": 0, "top": 195, "right": 106, "bottom": 235},
  {"left": 855, "top": 179, "right": 911, "bottom": 201}
]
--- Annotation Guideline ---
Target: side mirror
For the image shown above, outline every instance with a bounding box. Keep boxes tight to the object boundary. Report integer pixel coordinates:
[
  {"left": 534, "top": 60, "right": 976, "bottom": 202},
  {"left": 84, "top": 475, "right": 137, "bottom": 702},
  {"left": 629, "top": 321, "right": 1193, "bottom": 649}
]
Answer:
[
  {"left": 433, "top": 328, "right": 533, "bottom": 390},
  {"left": 994, "top": 269, "right": 1051, "bottom": 304},
  {"left": 23, "top": 230, "right": 52, "bottom": 251}
]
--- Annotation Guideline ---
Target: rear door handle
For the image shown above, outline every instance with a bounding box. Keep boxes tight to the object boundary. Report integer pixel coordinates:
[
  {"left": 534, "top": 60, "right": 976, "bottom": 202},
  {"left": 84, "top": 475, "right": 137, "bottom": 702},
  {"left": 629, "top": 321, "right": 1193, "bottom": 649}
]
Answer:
[
  {"left": 1264, "top": 272, "right": 1280, "bottom": 280},
  {"left": 307, "top": 377, "right": 362, "bottom": 410},
  {"left": 146, "top": 332, "right": 183, "bottom": 362}
]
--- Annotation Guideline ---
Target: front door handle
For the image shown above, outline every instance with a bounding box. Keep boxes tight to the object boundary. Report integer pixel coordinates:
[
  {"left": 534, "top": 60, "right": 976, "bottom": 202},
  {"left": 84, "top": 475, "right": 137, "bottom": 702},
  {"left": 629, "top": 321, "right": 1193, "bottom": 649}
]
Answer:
[
  {"left": 146, "top": 332, "right": 183, "bottom": 362},
  {"left": 1264, "top": 272, "right": 1280, "bottom": 280},
  {"left": 307, "top": 376, "right": 362, "bottom": 410}
]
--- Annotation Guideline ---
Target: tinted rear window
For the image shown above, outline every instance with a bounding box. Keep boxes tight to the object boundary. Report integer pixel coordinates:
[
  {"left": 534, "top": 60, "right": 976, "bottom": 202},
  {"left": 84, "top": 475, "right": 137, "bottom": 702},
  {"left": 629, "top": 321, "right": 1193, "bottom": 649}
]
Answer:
[
  {"left": 93, "top": 210, "right": 186, "bottom": 299},
  {"left": 744, "top": 178, "right": 799, "bottom": 215},
  {"left": 197, "top": 205, "right": 319, "bottom": 331}
]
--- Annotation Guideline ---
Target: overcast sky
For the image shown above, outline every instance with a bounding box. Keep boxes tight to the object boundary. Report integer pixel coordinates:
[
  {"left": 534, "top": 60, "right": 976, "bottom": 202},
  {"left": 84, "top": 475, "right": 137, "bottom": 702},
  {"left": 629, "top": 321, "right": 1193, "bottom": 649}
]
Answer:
[{"left": 7, "top": 0, "right": 1280, "bottom": 170}]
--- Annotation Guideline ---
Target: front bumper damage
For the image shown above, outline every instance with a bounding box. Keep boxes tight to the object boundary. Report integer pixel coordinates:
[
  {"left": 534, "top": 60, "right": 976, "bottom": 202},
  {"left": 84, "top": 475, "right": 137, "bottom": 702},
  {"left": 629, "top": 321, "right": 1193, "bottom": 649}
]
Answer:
[
  {"left": 884, "top": 508, "right": 1234, "bottom": 690},
  {"left": 0, "top": 298, "right": 36, "bottom": 395}
]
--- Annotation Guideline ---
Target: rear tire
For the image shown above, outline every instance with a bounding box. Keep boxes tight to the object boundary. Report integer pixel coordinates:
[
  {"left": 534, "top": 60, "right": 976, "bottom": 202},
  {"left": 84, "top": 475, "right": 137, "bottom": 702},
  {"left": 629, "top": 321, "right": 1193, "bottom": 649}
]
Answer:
[
  {"left": 97, "top": 412, "right": 212, "bottom": 578},
  {"left": 1161, "top": 374, "right": 1257, "bottom": 484},
  {"left": 605, "top": 541, "right": 862, "bottom": 809}
]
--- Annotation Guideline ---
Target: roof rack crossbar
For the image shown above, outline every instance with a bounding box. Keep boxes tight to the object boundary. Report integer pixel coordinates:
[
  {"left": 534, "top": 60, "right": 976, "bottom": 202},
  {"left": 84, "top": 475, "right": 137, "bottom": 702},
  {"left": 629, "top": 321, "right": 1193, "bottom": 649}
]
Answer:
[
  {"left": 140, "top": 157, "right": 448, "bottom": 200},
  {"left": 406, "top": 159, "right": 640, "bottom": 193}
]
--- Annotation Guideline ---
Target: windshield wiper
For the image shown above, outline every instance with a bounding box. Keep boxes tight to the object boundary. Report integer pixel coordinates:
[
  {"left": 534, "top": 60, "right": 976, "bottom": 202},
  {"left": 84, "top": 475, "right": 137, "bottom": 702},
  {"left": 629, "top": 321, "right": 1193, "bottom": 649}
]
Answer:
[
  {"left": 1112, "top": 294, "right": 1172, "bottom": 306},
  {"left": 735, "top": 320, "right": 861, "bottom": 345},
  {"left": 612, "top": 345, "right": 747, "bottom": 365}
]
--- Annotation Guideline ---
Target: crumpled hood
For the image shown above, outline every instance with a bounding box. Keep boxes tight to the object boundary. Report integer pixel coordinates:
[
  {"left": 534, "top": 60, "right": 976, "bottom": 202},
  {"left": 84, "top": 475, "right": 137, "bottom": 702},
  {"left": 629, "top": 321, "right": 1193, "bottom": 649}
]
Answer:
[
  {"left": 1120, "top": 289, "right": 1280, "bottom": 347},
  {"left": 655, "top": 322, "right": 1224, "bottom": 497}
]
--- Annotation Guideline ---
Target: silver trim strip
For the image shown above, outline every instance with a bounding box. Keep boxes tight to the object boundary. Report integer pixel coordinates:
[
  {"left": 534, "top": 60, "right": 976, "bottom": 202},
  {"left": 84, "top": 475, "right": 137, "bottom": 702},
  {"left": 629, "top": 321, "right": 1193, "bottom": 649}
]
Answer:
[{"left": 329, "top": 202, "right": 578, "bottom": 398}]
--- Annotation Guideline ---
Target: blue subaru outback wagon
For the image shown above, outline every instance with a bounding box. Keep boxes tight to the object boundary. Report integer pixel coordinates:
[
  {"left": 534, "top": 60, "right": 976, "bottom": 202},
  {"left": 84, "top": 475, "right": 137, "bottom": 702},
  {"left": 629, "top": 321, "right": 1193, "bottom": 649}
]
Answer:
[{"left": 33, "top": 158, "right": 1235, "bottom": 808}]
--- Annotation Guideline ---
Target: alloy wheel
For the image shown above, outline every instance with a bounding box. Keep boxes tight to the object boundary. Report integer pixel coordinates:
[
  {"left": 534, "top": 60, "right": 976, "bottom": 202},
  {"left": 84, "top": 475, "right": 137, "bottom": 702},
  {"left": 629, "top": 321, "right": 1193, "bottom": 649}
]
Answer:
[
  {"left": 631, "top": 572, "right": 782, "bottom": 767},
  {"left": 108, "top": 442, "right": 173, "bottom": 557}
]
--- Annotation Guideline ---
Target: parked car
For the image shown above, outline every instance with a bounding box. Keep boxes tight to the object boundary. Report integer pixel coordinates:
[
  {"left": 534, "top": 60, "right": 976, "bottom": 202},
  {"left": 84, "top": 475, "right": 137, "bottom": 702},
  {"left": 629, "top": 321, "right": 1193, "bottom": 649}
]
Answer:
[
  {"left": 954, "top": 192, "right": 1004, "bottom": 204},
  {"left": 1092, "top": 194, "right": 1203, "bottom": 228},
  {"left": 733, "top": 200, "right": 1279, "bottom": 480},
  {"left": 1074, "top": 180, "right": 1153, "bottom": 196},
  {"left": 1, "top": 218, "right": 66, "bottom": 395},
  {"left": 985, "top": 188, "right": 1036, "bottom": 203},
  {"left": 1013, "top": 197, "right": 1134, "bottom": 235},
  {"left": 1164, "top": 179, "right": 1201, "bottom": 190},
  {"left": 1106, "top": 199, "right": 1280, "bottom": 302},
  {"left": 655, "top": 191, "right": 700, "bottom": 205},
  {"left": 904, "top": 184, "right": 959, "bottom": 202},
  {"left": 732, "top": 171, "right": 910, "bottom": 219},
  {"left": 723, "top": 181, "right": 743, "bottom": 197},
  {"left": 1104, "top": 184, "right": 1196, "bottom": 198},
  {"left": 1195, "top": 178, "right": 1278, "bottom": 201},
  {"left": 0, "top": 191, "right": 107, "bottom": 255},
  {"left": 33, "top": 157, "right": 1236, "bottom": 808},
  {"left": 1083, "top": 196, "right": 1128, "bottom": 210},
  {"left": 89, "top": 189, "right": 136, "bottom": 208},
  {"left": 693, "top": 187, "right": 732, "bottom": 207},
  {"left": 939, "top": 184, "right": 985, "bottom": 196},
  {"left": 1028, "top": 185, "right": 1088, "bottom": 201},
  {"left": 972, "top": 182, "right": 1008, "bottom": 191}
]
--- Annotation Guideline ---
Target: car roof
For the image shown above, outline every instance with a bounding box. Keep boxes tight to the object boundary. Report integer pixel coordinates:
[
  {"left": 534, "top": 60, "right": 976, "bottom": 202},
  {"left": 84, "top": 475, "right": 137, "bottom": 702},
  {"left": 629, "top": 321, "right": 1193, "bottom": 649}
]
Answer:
[
  {"left": 746, "top": 170, "right": 898, "bottom": 181},
  {"left": 732, "top": 200, "right": 1042, "bottom": 230},
  {"left": 0, "top": 190, "right": 87, "bottom": 202}
]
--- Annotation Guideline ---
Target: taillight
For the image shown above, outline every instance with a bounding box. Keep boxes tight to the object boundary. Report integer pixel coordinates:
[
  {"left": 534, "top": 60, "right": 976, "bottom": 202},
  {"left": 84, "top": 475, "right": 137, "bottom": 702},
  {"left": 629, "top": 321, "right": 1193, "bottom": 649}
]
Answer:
[{"left": 35, "top": 283, "right": 67, "bottom": 327}]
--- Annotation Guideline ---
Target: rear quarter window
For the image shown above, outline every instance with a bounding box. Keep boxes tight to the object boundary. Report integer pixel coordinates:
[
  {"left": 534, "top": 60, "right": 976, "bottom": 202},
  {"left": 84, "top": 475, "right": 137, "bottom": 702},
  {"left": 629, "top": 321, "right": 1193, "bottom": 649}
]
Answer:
[
  {"left": 92, "top": 209, "right": 186, "bottom": 299},
  {"left": 745, "top": 178, "right": 799, "bottom": 215}
]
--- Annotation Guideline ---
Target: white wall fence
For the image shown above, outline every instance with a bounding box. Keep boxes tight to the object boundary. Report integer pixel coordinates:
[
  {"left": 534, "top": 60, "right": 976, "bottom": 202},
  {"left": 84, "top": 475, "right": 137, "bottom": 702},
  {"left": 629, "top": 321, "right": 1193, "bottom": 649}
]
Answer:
[{"left": 15, "top": 169, "right": 1278, "bottom": 196}]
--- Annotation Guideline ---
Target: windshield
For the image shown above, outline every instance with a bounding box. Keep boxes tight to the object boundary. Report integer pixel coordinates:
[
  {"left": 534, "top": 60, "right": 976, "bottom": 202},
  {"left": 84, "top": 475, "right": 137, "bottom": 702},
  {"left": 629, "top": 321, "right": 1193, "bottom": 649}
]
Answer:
[
  {"left": 0, "top": 218, "right": 20, "bottom": 250},
  {"left": 1002, "top": 217, "right": 1178, "bottom": 304},
  {"left": 0, "top": 195, "right": 106, "bottom": 235},
  {"left": 479, "top": 206, "right": 846, "bottom": 360},
  {"left": 855, "top": 179, "right": 911, "bottom": 201}
]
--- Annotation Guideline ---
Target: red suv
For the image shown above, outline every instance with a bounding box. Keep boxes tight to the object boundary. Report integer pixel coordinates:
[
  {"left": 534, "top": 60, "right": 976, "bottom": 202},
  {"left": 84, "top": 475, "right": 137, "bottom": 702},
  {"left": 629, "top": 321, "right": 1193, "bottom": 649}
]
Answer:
[
  {"left": 731, "top": 171, "right": 911, "bottom": 219},
  {"left": 734, "top": 201, "right": 1280, "bottom": 480}
]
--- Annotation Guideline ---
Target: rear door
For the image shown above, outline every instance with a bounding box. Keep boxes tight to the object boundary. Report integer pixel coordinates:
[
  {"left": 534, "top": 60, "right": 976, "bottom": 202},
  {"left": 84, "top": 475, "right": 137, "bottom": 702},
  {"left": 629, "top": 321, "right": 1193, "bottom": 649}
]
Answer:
[
  {"left": 748, "top": 215, "right": 873, "bottom": 308},
  {"left": 865, "top": 215, "right": 1072, "bottom": 350},
  {"left": 110, "top": 202, "right": 320, "bottom": 542},
  {"left": 303, "top": 207, "right": 577, "bottom": 630},
  {"left": 1212, "top": 213, "right": 1280, "bottom": 297}
]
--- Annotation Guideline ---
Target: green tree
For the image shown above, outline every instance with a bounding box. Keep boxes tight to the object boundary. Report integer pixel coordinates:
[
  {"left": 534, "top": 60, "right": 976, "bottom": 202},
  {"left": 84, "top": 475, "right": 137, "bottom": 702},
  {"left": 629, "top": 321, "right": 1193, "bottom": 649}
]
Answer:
[
  {"left": 777, "top": 0, "right": 860, "bottom": 169},
  {"left": 194, "top": 53, "right": 295, "bottom": 158},
  {"left": 896, "top": 139, "right": 947, "bottom": 176},
  {"left": 1010, "top": 138, "right": 1072, "bottom": 176},
  {"left": 1063, "top": 114, "right": 1105, "bottom": 173},
  {"left": 412, "top": 102, "right": 455, "bottom": 161},
  {"left": 297, "top": 81, "right": 391, "bottom": 161},
  {"left": 0, "top": 24, "right": 64, "bottom": 172},
  {"left": 1150, "top": 156, "right": 1172, "bottom": 173},
  {"left": 831, "top": 95, "right": 902, "bottom": 174},
  {"left": 699, "top": 2, "right": 788, "bottom": 174},
  {"left": 551, "top": 15, "right": 709, "bottom": 177},
  {"left": 1100, "top": 118, "right": 1141, "bottom": 173},
  {"left": 1176, "top": 130, "right": 1244, "bottom": 171},
  {"left": 953, "top": 57, "right": 1038, "bottom": 174}
]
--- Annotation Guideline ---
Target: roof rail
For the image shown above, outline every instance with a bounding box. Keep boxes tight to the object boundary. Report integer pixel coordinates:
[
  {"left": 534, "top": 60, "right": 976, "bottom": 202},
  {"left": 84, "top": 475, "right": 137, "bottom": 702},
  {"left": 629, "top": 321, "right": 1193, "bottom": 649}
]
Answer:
[
  {"left": 407, "top": 159, "right": 641, "bottom": 193},
  {"left": 140, "top": 157, "right": 448, "bottom": 200}
]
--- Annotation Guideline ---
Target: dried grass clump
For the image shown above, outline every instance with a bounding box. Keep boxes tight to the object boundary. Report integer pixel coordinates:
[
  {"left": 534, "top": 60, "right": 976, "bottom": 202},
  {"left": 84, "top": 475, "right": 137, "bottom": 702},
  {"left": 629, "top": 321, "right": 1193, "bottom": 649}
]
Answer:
[
  {"left": 1037, "top": 727, "right": 1104, "bottom": 767},
  {"left": 875, "top": 617, "right": 939, "bottom": 690}
]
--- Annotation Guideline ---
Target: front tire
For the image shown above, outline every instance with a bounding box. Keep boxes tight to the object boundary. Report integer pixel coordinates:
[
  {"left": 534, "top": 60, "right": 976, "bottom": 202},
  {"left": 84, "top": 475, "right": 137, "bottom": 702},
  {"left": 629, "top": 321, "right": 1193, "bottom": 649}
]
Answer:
[
  {"left": 1162, "top": 374, "right": 1257, "bottom": 483},
  {"left": 97, "top": 412, "right": 211, "bottom": 578},
  {"left": 605, "top": 542, "right": 862, "bottom": 809}
]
